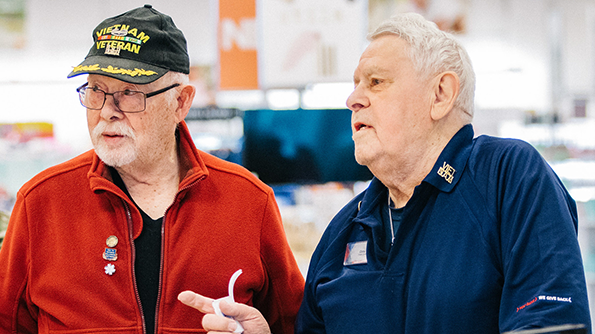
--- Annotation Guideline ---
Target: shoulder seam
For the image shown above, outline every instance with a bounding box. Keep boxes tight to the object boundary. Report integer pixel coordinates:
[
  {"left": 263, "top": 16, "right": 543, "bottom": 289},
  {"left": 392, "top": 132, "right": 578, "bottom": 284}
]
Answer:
[
  {"left": 18, "top": 158, "right": 93, "bottom": 197},
  {"left": 203, "top": 160, "right": 272, "bottom": 195}
]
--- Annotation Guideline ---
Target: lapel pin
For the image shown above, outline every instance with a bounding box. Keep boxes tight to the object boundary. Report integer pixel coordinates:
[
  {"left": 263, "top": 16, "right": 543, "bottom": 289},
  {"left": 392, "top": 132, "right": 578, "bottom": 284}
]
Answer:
[
  {"left": 437, "top": 161, "right": 456, "bottom": 184},
  {"left": 106, "top": 235, "right": 119, "bottom": 248},
  {"left": 102, "top": 248, "right": 118, "bottom": 261},
  {"left": 104, "top": 263, "right": 116, "bottom": 276}
]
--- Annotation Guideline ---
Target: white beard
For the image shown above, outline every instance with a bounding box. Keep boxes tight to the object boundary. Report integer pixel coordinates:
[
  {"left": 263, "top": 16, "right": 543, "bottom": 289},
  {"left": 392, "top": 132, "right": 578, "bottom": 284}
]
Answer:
[{"left": 91, "top": 121, "right": 138, "bottom": 167}]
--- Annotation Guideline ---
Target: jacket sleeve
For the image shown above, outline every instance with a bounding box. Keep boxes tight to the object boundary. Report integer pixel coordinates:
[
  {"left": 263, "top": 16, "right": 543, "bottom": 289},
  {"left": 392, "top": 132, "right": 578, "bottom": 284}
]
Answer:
[
  {"left": 252, "top": 190, "right": 304, "bottom": 334},
  {"left": 294, "top": 195, "right": 362, "bottom": 334},
  {"left": 496, "top": 143, "right": 591, "bottom": 331},
  {"left": 0, "top": 191, "right": 39, "bottom": 333},
  {"left": 295, "top": 227, "right": 331, "bottom": 334}
]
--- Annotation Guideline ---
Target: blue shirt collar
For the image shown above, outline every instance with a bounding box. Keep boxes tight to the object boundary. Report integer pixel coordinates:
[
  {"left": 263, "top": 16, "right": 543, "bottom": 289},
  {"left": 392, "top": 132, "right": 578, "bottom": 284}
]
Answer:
[{"left": 424, "top": 124, "right": 474, "bottom": 192}]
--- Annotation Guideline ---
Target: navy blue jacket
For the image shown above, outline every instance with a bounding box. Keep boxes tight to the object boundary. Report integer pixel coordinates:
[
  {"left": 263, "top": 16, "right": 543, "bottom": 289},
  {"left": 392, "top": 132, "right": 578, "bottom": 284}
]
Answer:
[{"left": 296, "top": 124, "right": 591, "bottom": 333}]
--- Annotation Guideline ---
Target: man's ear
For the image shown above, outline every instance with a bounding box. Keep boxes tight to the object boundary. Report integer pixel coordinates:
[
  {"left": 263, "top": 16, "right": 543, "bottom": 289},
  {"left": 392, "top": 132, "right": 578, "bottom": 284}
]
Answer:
[
  {"left": 430, "top": 71, "right": 460, "bottom": 121},
  {"left": 175, "top": 84, "right": 196, "bottom": 122}
]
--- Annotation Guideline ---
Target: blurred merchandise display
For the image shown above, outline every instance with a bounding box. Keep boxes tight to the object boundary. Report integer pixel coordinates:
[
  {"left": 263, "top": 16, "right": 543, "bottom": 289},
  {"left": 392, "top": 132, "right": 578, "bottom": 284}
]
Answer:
[
  {"left": 0, "top": 122, "right": 53, "bottom": 143},
  {"left": 0, "top": 186, "right": 14, "bottom": 213},
  {"left": 578, "top": 201, "right": 595, "bottom": 270},
  {"left": 0, "top": 210, "right": 7, "bottom": 248},
  {"left": 551, "top": 159, "right": 595, "bottom": 327},
  {"left": 275, "top": 181, "right": 369, "bottom": 275},
  {"left": 0, "top": 122, "right": 80, "bottom": 207},
  {"left": 575, "top": 199, "right": 595, "bottom": 328},
  {"left": 185, "top": 107, "right": 245, "bottom": 165},
  {"left": 0, "top": 185, "right": 11, "bottom": 248},
  {"left": 0, "top": 0, "right": 25, "bottom": 50}
]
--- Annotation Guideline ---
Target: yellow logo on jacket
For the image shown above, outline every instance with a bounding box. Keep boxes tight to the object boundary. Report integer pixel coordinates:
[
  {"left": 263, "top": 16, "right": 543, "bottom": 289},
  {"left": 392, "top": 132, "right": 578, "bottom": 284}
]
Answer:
[{"left": 438, "top": 162, "right": 455, "bottom": 184}]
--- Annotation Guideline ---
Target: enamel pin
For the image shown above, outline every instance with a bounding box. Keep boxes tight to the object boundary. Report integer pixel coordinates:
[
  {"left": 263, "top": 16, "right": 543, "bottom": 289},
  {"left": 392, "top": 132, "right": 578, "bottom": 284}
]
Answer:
[
  {"left": 437, "top": 161, "right": 456, "bottom": 184},
  {"left": 106, "top": 235, "right": 119, "bottom": 248},
  {"left": 103, "top": 248, "right": 118, "bottom": 261},
  {"left": 104, "top": 263, "right": 116, "bottom": 276}
]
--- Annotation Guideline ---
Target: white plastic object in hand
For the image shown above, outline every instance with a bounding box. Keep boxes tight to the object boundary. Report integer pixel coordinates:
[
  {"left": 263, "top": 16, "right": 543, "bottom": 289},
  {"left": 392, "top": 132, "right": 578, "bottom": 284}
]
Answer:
[{"left": 212, "top": 269, "right": 244, "bottom": 333}]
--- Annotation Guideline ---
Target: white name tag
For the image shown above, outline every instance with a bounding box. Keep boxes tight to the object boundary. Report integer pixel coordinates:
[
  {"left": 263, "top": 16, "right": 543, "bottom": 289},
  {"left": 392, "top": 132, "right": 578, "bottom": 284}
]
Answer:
[{"left": 343, "top": 241, "right": 368, "bottom": 266}]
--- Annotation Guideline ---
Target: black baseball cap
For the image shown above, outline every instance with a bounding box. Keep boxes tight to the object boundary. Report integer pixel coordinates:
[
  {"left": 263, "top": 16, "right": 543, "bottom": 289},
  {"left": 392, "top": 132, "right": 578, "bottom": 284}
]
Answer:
[{"left": 67, "top": 4, "right": 189, "bottom": 84}]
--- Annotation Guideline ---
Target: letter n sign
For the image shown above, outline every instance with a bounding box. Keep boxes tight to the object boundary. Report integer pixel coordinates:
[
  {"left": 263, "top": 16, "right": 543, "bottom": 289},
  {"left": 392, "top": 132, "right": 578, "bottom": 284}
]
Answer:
[{"left": 218, "top": 0, "right": 259, "bottom": 90}]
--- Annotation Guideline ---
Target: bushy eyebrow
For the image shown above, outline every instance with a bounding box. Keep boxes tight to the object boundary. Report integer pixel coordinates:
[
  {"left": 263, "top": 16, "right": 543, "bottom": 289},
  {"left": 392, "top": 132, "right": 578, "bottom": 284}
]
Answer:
[{"left": 353, "top": 65, "right": 391, "bottom": 83}]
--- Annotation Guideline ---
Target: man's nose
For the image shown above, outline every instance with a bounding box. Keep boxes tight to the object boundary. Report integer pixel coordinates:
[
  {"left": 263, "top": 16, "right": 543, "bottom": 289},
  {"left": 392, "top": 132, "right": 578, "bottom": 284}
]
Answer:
[
  {"left": 346, "top": 84, "right": 369, "bottom": 113},
  {"left": 99, "top": 94, "right": 124, "bottom": 120}
]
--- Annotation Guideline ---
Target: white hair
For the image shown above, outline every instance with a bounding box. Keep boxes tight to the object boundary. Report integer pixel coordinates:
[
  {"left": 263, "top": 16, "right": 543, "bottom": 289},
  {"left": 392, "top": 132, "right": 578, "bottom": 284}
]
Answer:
[
  {"left": 147, "top": 71, "right": 190, "bottom": 111},
  {"left": 160, "top": 71, "right": 189, "bottom": 97},
  {"left": 370, "top": 13, "right": 475, "bottom": 119}
]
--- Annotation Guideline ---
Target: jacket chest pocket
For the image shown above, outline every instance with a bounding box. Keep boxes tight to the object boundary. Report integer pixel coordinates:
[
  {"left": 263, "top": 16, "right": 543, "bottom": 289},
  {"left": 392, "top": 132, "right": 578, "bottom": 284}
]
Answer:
[{"left": 316, "top": 269, "right": 404, "bottom": 333}]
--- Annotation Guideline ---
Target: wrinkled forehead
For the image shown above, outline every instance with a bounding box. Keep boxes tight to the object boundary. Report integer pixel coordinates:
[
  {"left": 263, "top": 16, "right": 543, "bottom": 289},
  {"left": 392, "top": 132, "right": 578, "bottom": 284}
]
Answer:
[{"left": 353, "top": 36, "right": 413, "bottom": 76}]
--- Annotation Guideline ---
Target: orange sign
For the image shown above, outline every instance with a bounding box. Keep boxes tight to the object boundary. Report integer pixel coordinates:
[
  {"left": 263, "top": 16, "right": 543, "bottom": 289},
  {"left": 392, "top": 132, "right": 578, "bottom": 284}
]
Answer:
[{"left": 218, "top": 0, "right": 259, "bottom": 90}]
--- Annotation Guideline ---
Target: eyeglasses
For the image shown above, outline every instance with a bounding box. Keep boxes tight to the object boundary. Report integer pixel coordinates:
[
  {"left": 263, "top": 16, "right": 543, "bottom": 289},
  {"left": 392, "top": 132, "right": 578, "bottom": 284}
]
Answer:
[{"left": 76, "top": 82, "right": 181, "bottom": 113}]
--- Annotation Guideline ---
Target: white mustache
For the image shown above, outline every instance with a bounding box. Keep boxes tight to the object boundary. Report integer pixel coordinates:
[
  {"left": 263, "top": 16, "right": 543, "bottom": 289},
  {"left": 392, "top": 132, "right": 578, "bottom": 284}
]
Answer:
[{"left": 92, "top": 121, "right": 136, "bottom": 140}]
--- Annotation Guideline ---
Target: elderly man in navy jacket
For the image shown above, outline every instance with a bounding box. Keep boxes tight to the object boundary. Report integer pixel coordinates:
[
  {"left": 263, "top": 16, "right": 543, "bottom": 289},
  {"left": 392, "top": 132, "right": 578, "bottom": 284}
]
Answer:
[{"left": 179, "top": 13, "right": 591, "bottom": 334}]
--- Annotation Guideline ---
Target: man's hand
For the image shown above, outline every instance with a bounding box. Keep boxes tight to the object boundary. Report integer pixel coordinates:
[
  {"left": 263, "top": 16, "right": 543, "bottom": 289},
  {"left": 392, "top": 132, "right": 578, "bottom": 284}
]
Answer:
[{"left": 178, "top": 291, "right": 271, "bottom": 334}]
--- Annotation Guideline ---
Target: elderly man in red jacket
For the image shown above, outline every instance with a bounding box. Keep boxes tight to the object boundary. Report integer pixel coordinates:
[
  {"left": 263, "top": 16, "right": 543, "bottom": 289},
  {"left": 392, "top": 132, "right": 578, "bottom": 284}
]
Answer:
[{"left": 0, "top": 5, "right": 304, "bottom": 334}]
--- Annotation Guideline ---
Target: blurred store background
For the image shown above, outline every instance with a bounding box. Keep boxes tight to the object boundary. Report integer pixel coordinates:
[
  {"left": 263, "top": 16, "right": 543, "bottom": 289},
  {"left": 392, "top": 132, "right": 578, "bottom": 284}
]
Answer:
[{"left": 2, "top": 0, "right": 595, "bottom": 327}]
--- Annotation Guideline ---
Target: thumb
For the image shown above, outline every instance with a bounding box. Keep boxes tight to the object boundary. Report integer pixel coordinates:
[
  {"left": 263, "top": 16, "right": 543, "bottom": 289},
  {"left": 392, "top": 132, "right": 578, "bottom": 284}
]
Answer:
[
  {"left": 218, "top": 300, "right": 271, "bottom": 334},
  {"left": 218, "top": 299, "right": 243, "bottom": 318},
  {"left": 218, "top": 299, "right": 265, "bottom": 323},
  {"left": 178, "top": 290, "right": 215, "bottom": 313}
]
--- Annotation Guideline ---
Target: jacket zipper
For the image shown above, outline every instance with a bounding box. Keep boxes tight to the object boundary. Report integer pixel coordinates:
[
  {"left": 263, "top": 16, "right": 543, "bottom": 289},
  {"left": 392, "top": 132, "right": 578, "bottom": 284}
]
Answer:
[
  {"left": 153, "top": 215, "right": 166, "bottom": 333},
  {"left": 124, "top": 200, "right": 147, "bottom": 334},
  {"left": 153, "top": 175, "right": 206, "bottom": 333}
]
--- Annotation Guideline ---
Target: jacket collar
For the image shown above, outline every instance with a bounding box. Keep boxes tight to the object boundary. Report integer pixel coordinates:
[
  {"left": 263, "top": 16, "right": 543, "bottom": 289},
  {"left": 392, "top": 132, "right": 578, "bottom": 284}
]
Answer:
[
  {"left": 353, "top": 177, "right": 388, "bottom": 231},
  {"left": 423, "top": 124, "right": 474, "bottom": 193},
  {"left": 176, "top": 120, "right": 209, "bottom": 188}
]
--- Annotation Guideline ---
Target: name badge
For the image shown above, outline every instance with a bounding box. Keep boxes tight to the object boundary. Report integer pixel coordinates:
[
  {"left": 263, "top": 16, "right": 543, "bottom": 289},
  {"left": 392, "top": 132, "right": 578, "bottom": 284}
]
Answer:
[{"left": 343, "top": 241, "right": 368, "bottom": 266}]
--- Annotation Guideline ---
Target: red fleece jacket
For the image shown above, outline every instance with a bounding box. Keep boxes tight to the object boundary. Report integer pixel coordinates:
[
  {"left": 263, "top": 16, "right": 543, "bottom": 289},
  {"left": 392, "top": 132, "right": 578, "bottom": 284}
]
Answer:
[{"left": 0, "top": 121, "right": 304, "bottom": 334}]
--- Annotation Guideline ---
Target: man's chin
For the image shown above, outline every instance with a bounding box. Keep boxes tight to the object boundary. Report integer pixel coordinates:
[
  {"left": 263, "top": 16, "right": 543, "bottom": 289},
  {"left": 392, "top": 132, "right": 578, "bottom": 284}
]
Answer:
[
  {"left": 94, "top": 146, "right": 137, "bottom": 168},
  {"left": 354, "top": 147, "right": 373, "bottom": 166}
]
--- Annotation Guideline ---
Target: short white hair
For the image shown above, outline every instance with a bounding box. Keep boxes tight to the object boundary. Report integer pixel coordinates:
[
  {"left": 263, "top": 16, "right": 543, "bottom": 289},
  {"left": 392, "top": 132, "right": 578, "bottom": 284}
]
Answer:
[
  {"left": 155, "top": 71, "right": 189, "bottom": 101},
  {"left": 145, "top": 71, "right": 189, "bottom": 114},
  {"left": 160, "top": 71, "right": 189, "bottom": 88},
  {"left": 370, "top": 13, "right": 475, "bottom": 119}
]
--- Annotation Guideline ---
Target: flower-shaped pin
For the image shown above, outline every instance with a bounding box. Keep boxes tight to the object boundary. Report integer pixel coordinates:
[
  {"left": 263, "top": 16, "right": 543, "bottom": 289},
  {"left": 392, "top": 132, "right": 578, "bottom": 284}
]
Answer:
[{"left": 104, "top": 263, "right": 116, "bottom": 276}]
